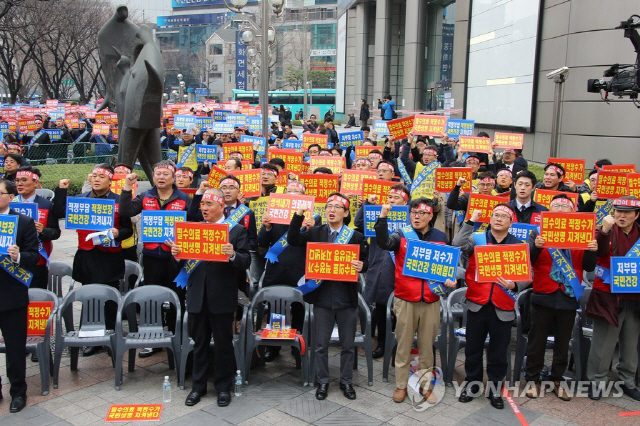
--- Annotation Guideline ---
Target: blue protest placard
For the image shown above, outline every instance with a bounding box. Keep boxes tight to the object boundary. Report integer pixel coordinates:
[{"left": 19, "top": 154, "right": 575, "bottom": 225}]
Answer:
[
  {"left": 282, "top": 139, "right": 303, "bottom": 151},
  {"left": 0, "top": 123, "right": 8, "bottom": 131},
  {"left": 214, "top": 110, "right": 232, "bottom": 121},
  {"left": 65, "top": 197, "right": 115, "bottom": 230},
  {"left": 195, "top": 144, "right": 218, "bottom": 162},
  {"left": 48, "top": 111, "right": 65, "bottom": 120},
  {"left": 374, "top": 120, "right": 389, "bottom": 136},
  {"left": 226, "top": 114, "right": 246, "bottom": 127},
  {"left": 246, "top": 116, "right": 261, "bottom": 132},
  {"left": 0, "top": 157, "right": 5, "bottom": 176},
  {"left": 210, "top": 122, "right": 234, "bottom": 134},
  {"left": 507, "top": 223, "right": 538, "bottom": 243},
  {"left": 339, "top": 131, "right": 364, "bottom": 149},
  {"left": 196, "top": 117, "right": 213, "bottom": 129},
  {"left": 174, "top": 115, "right": 196, "bottom": 129},
  {"left": 241, "top": 135, "right": 267, "bottom": 155},
  {"left": 610, "top": 257, "right": 640, "bottom": 293},
  {"left": 363, "top": 205, "right": 410, "bottom": 238},
  {"left": 10, "top": 202, "right": 38, "bottom": 220},
  {"left": 44, "top": 129, "right": 62, "bottom": 141},
  {"left": 446, "top": 119, "right": 475, "bottom": 138},
  {"left": 141, "top": 211, "right": 187, "bottom": 243},
  {"left": 402, "top": 239, "right": 460, "bottom": 282},
  {"left": 0, "top": 214, "right": 18, "bottom": 255}
]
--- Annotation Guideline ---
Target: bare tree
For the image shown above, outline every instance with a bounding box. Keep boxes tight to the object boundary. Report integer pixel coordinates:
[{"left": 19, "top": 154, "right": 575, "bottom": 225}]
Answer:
[{"left": 0, "top": 10, "right": 36, "bottom": 103}]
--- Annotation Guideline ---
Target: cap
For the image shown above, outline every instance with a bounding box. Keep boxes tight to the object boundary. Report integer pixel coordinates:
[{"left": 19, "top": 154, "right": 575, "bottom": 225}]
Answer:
[{"left": 613, "top": 196, "right": 640, "bottom": 211}]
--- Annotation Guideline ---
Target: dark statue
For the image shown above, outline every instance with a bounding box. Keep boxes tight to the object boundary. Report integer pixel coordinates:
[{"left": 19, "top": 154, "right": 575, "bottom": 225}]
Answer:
[{"left": 97, "top": 5, "right": 165, "bottom": 179}]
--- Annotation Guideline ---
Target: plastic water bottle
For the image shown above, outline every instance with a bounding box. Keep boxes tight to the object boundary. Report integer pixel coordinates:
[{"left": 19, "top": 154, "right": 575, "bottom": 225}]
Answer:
[
  {"left": 234, "top": 370, "right": 243, "bottom": 397},
  {"left": 162, "top": 376, "right": 172, "bottom": 402}
]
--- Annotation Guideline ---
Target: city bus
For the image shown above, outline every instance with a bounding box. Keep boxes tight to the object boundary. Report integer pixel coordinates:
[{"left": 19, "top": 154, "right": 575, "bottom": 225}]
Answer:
[{"left": 232, "top": 89, "right": 335, "bottom": 119}]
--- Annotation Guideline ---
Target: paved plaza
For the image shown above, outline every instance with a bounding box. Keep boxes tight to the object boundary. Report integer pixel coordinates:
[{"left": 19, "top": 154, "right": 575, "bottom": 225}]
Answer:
[{"left": 0, "top": 226, "right": 639, "bottom": 426}]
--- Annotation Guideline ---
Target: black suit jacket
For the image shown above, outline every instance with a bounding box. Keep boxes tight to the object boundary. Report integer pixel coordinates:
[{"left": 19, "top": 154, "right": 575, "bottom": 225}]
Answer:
[
  {"left": 287, "top": 213, "right": 368, "bottom": 309},
  {"left": 0, "top": 209, "right": 40, "bottom": 312},
  {"left": 184, "top": 223, "right": 251, "bottom": 314},
  {"left": 494, "top": 160, "right": 526, "bottom": 177}
]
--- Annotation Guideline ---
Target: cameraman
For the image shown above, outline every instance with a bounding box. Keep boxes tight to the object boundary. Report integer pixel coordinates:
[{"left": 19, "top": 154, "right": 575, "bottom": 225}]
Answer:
[{"left": 379, "top": 95, "right": 396, "bottom": 121}]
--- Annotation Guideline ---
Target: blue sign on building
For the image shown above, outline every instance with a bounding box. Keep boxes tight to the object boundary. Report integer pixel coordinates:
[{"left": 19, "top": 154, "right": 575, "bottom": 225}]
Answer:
[
  {"left": 157, "top": 13, "right": 227, "bottom": 26},
  {"left": 236, "top": 31, "right": 247, "bottom": 90}
]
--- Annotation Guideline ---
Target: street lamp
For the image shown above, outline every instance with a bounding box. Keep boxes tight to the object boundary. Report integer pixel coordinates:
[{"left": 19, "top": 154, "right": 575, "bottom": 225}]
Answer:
[{"left": 224, "top": 0, "right": 286, "bottom": 138}]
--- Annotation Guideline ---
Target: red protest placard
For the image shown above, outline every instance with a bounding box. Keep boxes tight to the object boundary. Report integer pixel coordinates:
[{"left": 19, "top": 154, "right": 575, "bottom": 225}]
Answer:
[
  {"left": 27, "top": 301, "right": 54, "bottom": 336},
  {"left": 602, "top": 164, "right": 637, "bottom": 173},
  {"left": 223, "top": 142, "right": 254, "bottom": 162},
  {"left": 465, "top": 193, "right": 506, "bottom": 222},
  {"left": 276, "top": 171, "right": 289, "bottom": 188},
  {"left": 309, "top": 156, "right": 345, "bottom": 175},
  {"left": 268, "top": 149, "right": 304, "bottom": 173},
  {"left": 362, "top": 179, "right": 396, "bottom": 204},
  {"left": 413, "top": 115, "right": 447, "bottom": 136},
  {"left": 474, "top": 244, "right": 532, "bottom": 282},
  {"left": 628, "top": 173, "right": 640, "bottom": 198},
  {"left": 175, "top": 222, "right": 229, "bottom": 261},
  {"left": 302, "top": 133, "right": 329, "bottom": 151},
  {"left": 459, "top": 136, "right": 491, "bottom": 153},
  {"left": 230, "top": 169, "right": 261, "bottom": 198},
  {"left": 18, "top": 118, "right": 36, "bottom": 133},
  {"left": 266, "top": 193, "right": 315, "bottom": 225},
  {"left": 435, "top": 167, "right": 473, "bottom": 193},
  {"left": 206, "top": 165, "right": 227, "bottom": 187},
  {"left": 300, "top": 174, "right": 340, "bottom": 202},
  {"left": 354, "top": 145, "right": 380, "bottom": 158},
  {"left": 386, "top": 115, "right": 415, "bottom": 139},
  {"left": 540, "top": 212, "right": 596, "bottom": 249},
  {"left": 305, "top": 242, "right": 360, "bottom": 282},
  {"left": 340, "top": 170, "right": 378, "bottom": 195},
  {"left": 494, "top": 132, "right": 524, "bottom": 150},
  {"left": 92, "top": 123, "right": 111, "bottom": 135},
  {"left": 548, "top": 158, "right": 586, "bottom": 183},
  {"left": 111, "top": 174, "right": 136, "bottom": 196},
  {"left": 596, "top": 171, "right": 629, "bottom": 199},
  {"left": 260, "top": 329, "right": 297, "bottom": 339},
  {"left": 65, "top": 117, "right": 79, "bottom": 129},
  {"left": 241, "top": 160, "right": 253, "bottom": 170},
  {"left": 105, "top": 404, "right": 163, "bottom": 422},
  {"left": 533, "top": 189, "right": 579, "bottom": 210},
  {"left": 180, "top": 188, "right": 198, "bottom": 196}
]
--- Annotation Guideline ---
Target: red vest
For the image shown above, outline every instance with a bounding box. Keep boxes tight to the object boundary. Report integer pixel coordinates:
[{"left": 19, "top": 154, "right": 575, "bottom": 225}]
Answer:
[
  {"left": 465, "top": 253, "right": 516, "bottom": 311},
  {"left": 76, "top": 204, "right": 122, "bottom": 253},
  {"left": 393, "top": 237, "right": 440, "bottom": 303},
  {"left": 142, "top": 196, "right": 188, "bottom": 251},
  {"left": 37, "top": 208, "right": 52, "bottom": 266},
  {"left": 532, "top": 249, "right": 585, "bottom": 294}
]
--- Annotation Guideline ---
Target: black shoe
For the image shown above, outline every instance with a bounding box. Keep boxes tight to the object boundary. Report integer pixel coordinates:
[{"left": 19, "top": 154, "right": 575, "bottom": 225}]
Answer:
[
  {"left": 316, "top": 383, "right": 329, "bottom": 400},
  {"left": 138, "top": 348, "right": 162, "bottom": 358},
  {"left": 620, "top": 384, "right": 640, "bottom": 401},
  {"left": 217, "top": 391, "right": 231, "bottom": 407},
  {"left": 588, "top": 385, "right": 601, "bottom": 400},
  {"left": 30, "top": 353, "right": 38, "bottom": 362},
  {"left": 340, "top": 383, "right": 357, "bottom": 400},
  {"left": 372, "top": 346, "right": 384, "bottom": 359},
  {"left": 10, "top": 396, "right": 26, "bottom": 413},
  {"left": 185, "top": 390, "right": 206, "bottom": 406},
  {"left": 264, "top": 348, "right": 280, "bottom": 362},
  {"left": 488, "top": 392, "right": 504, "bottom": 409},
  {"left": 458, "top": 389, "right": 474, "bottom": 403},
  {"left": 82, "top": 346, "right": 101, "bottom": 357}
]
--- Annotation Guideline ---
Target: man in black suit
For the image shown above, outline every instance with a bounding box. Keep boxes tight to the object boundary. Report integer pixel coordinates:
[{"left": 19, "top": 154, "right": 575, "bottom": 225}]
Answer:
[
  {"left": 493, "top": 148, "right": 525, "bottom": 177},
  {"left": 169, "top": 188, "right": 251, "bottom": 408},
  {"left": 287, "top": 192, "right": 368, "bottom": 401},
  {"left": 0, "top": 178, "right": 40, "bottom": 413}
]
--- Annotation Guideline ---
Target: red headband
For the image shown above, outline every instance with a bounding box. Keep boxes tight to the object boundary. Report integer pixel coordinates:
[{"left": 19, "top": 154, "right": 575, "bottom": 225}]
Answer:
[
  {"left": 16, "top": 170, "right": 39, "bottom": 182},
  {"left": 389, "top": 188, "right": 409, "bottom": 201},
  {"left": 115, "top": 166, "right": 132, "bottom": 175},
  {"left": 354, "top": 157, "right": 371, "bottom": 165},
  {"left": 176, "top": 170, "right": 194, "bottom": 179},
  {"left": 377, "top": 162, "right": 394, "bottom": 171},
  {"left": 497, "top": 169, "right": 512, "bottom": 177},
  {"left": 492, "top": 205, "right": 516, "bottom": 222},
  {"left": 369, "top": 153, "right": 383, "bottom": 160},
  {"left": 7, "top": 144, "right": 21, "bottom": 151},
  {"left": 154, "top": 163, "right": 176, "bottom": 175},
  {"left": 466, "top": 157, "right": 480, "bottom": 164},
  {"left": 287, "top": 181, "right": 305, "bottom": 192},
  {"left": 550, "top": 197, "right": 575, "bottom": 210},
  {"left": 424, "top": 148, "right": 438, "bottom": 156},
  {"left": 326, "top": 194, "right": 350, "bottom": 209},
  {"left": 413, "top": 203, "right": 433, "bottom": 214},
  {"left": 479, "top": 177, "right": 496, "bottom": 184},
  {"left": 261, "top": 168, "right": 278, "bottom": 177},
  {"left": 547, "top": 165, "right": 564, "bottom": 177},
  {"left": 613, "top": 198, "right": 640, "bottom": 208},
  {"left": 220, "top": 178, "right": 240, "bottom": 188},
  {"left": 202, "top": 192, "right": 225, "bottom": 205},
  {"left": 92, "top": 167, "right": 113, "bottom": 179}
]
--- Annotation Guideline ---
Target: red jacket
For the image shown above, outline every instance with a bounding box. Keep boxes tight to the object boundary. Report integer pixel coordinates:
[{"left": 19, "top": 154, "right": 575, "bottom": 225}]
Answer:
[
  {"left": 77, "top": 204, "right": 122, "bottom": 253},
  {"left": 532, "top": 249, "right": 586, "bottom": 295}
]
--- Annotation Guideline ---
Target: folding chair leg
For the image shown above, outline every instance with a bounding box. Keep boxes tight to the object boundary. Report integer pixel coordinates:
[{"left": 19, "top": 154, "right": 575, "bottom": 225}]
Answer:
[
  {"left": 37, "top": 347, "right": 49, "bottom": 396},
  {"left": 70, "top": 347, "right": 79, "bottom": 371},
  {"left": 128, "top": 348, "right": 135, "bottom": 372},
  {"left": 167, "top": 348, "right": 175, "bottom": 370}
]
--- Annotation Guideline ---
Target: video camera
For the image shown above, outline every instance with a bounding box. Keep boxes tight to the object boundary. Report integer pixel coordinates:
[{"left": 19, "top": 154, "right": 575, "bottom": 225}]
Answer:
[{"left": 587, "top": 15, "right": 640, "bottom": 106}]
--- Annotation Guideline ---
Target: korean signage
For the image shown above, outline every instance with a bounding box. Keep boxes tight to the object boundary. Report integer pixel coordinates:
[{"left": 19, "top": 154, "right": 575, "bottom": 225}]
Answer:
[
  {"left": 494, "top": 132, "right": 524, "bottom": 150},
  {"left": 413, "top": 115, "right": 447, "bottom": 136},
  {"left": 141, "top": 211, "right": 187, "bottom": 243},
  {"left": 596, "top": 171, "right": 629, "bottom": 199},
  {"left": 475, "top": 244, "right": 532, "bottom": 282},
  {"left": 340, "top": 170, "right": 377, "bottom": 195},
  {"left": 300, "top": 174, "right": 340, "bottom": 202},
  {"left": 548, "top": 158, "right": 586, "bottom": 183},
  {"left": 610, "top": 257, "right": 640, "bottom": 293},
  {"left": 362, "top": 179, "right": 396, "bottom": 204},
  {"left": 174, "top": 222, "right": 229, "bottom": 261},
  {"left": 363, "top": 205, "right": 409, "bottom": 238},
  {"left": 539, "top": 212, "right": 596, "bottom": 249},
  {"left": 0, "top": 214, "right": 18, "bottom": 254},
  {"left": 305, "top": 242, "right": 360, "bottom": 282},
  {"left": 402, "top": 240, "right": 460, "bottom": 282},
  {"left": 235, "top": 31, "right": 247, "bottom": 90},
  {"left": 459, "top": 136, "right": 491, "bottom": 153},
  {"left": 386, "top": 116, "right": 415, "bottom": 140},
  {"left": 65, "top": 198, "right": 115, "bottom": 231},
  {"left": 435, "top": 167, "right": 473, "bottom": 193},
  {"left": 266, "top": 193, "right": 315, "bottom": 225},
  {"left": 464, "top": 193, "right": 505, "bottom": 222},
  {"left": 230, "top": 169, "right": 261, "bottom": 198},
  {"left": 27, "top": 301, "right": 54, "bottom": 336},
  {"left": 445, "top": 119, "right": 474, "bottom": 138}
]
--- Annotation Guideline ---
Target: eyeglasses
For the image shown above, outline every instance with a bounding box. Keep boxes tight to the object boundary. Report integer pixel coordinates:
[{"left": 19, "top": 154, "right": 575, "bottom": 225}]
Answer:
[
  {"left": 0, "top": 192, "right": 11, "bottom": 196},
  {"left": 492, "top": 213, "right": 511, "bottom": 220},
  {"left": 220, "top": 186, "right": 237, "bottom": 191},
  {"left": 410, "top": 211, "right": 429, "bottom": 217},
  {"left": 325, "top": 204, "right": 346, "bottom": 211}
]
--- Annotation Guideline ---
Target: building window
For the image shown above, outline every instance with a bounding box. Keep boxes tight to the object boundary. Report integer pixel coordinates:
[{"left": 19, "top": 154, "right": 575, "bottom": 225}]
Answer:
[
  {"left": 209, "top": 72, "right": 222, "bottom": 78},
  {"left": 209, "top": 44, "right": 223, "bottom": 55}
]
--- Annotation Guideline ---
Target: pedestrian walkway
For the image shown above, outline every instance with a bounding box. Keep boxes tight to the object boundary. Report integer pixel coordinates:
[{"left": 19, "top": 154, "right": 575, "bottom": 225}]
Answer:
[{"left": 0, "top": 226, "right": 638, "bottom": 425}]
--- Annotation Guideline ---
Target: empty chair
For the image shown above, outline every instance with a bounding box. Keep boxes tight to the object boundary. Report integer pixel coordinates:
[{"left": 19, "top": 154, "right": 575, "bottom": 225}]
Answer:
[
  {"left": 47, "top": 261, "right": 74, "bottom": 332},
  {"left": 244, "top": 287, "right": 310, "bottom": 385},
  {"left": 35, "top": 188, "right": 55, "bottom": 201},
  {"left": 114, "top": 285, "right": 181, "bottom": 390},
  {"left": 178, "top": 307, "right": 248, "bottom": 390},
  {"left": 53, "top": 284, "right": 121, "bottom": 389},
  {"left": 310, "top": 293, "right": 374, "bottom": 386},
  {"left": 119, "top": 260, "right": 143, "bottom": 293},
  {"left": 382, "top": 291, "right": 448, "bottom": 383}
]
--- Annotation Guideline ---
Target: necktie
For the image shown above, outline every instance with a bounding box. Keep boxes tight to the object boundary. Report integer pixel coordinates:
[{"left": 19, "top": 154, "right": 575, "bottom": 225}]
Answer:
[
  {"left": 329, "top": 231, "right": 338, "bottom": 243},
  {"left": 224, "top": 206, "right": 232, "bottom": 218},
  {"left": 520, "top": 205, "right": 526, "bottom": 212}
]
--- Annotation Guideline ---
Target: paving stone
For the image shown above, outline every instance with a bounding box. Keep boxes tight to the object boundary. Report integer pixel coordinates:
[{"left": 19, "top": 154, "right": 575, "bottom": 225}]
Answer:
[
  {"left": 313, "top": 406, "right": 382, "bottom": 426},
  {"left": 277, "top": 392, "right": 341, "bottom": 423},
  {"left": 257, "top": 408, "right": 310, "bottom": 426},
  {"left": 243, "top": 380, "right": 306, "bottom": 408},
  {"left": 463, "top": 404, "right": 542, "bottom": 426},
  {"left": 202, "top": 396, "right": 270, "bottom": 424},
  {"left": 0, "top": 404, "right": 48, "bottom": 422},
  {"left": 10, "top": 411, "right": 63, "bottom": 426},
  {"left": 161, "top": 409, "right": 225, "bottom": 426}
]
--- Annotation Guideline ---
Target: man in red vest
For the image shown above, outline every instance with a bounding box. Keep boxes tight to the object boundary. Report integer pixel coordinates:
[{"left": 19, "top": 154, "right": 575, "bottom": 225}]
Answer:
[
  {"left": 452, "top": 203, "right": 528, "bottom": 409},
  {"left": 586, "top": 195, "right": 640, "bottom": 401}
]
